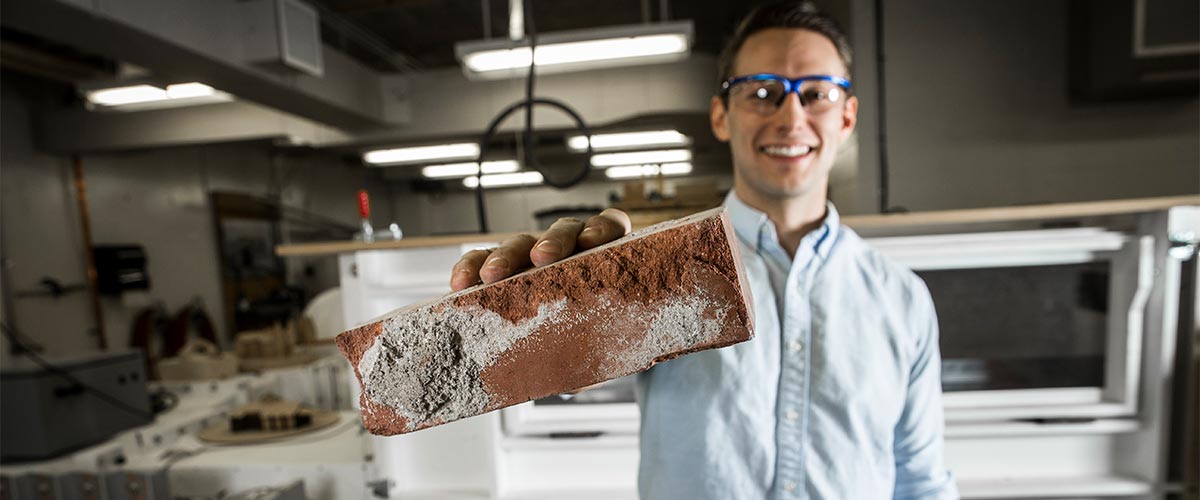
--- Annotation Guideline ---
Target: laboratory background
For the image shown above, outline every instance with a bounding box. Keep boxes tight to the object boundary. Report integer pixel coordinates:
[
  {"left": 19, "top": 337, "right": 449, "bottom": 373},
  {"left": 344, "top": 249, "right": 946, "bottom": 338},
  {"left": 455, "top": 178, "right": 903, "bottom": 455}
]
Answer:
[{"left": 0, "top": 0, "right": 1197, "bottom": 499}]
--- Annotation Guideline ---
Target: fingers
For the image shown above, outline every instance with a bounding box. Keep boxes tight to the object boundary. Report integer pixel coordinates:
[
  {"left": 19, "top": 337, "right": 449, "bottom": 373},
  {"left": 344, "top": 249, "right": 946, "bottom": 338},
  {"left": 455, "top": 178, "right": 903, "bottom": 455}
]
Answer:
[
  {"left": 450, "top": 249, "right": 491, "bottom": 291},
  {"left": 449, "top": 209, "right": 630, "bottom": 291},
  {"left": 578, "top": 208, "right": 632, "bottom": 249},
  {"left": 531, "top": 217, "right": 585, "bottom": 267},
  {"left": 479, "top": 234, "right": 538, "bottom": 285}
]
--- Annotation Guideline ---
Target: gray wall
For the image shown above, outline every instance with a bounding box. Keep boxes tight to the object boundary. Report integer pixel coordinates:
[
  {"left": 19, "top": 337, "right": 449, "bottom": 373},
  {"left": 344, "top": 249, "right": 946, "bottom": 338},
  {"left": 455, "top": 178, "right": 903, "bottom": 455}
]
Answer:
[
  {"left": 82, "top": 141, "right": 392, "bottom": 350},
  {"left": 1, "top": 71, "right": 392, "bottom": 357},
  {"left": 1, "top": 73, "right": 95, "bottom": 361},
  {"left": 877, "top": 0, "right": 1199, "bottom": 212}
]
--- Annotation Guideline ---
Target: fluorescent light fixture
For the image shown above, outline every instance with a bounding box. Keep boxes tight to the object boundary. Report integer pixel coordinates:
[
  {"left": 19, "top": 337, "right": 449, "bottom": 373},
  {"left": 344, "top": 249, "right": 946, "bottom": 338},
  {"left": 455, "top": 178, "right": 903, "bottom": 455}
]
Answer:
[
  {"left": 164, "top": 82, "right": 217, "bottom": 99},
  {"left": 464, "top": 35, "right": 686, "bottom": 72},
  {"left": 363, "top": 143, "right": 481, "bottom": 166},
  {"left": 87, "top": 85, "right": 168, "bottom": 106},
  {"left": 590, "top": 149, "right": 692, "bottom": 168},
  {"left": 605, "top": 162, "right": 693, "bottom": 179},
  {"left": 463, "top": 171, "right": 544, "bottom": 188},
  {"left": 567, "top": 130, "right": 691, "bottom": 152},
  {"left": 659, "top": 162, "right": 693, "bottom": 176},
  {"left": 85, "top": 82, "right": 233, "bottom": 110},
  {"left": 422, "top": 160, "right": 520, "bottom": 179},
  {"left": 456, "top": 21, "right": 693, "bottom": 80}
]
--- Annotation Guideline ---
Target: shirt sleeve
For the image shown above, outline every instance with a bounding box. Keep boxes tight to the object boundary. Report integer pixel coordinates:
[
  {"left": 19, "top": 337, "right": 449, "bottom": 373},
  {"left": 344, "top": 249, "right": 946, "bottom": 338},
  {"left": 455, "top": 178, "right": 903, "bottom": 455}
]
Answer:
[{"left": 893, "top": 278, "right": 960, "bottom": 500}]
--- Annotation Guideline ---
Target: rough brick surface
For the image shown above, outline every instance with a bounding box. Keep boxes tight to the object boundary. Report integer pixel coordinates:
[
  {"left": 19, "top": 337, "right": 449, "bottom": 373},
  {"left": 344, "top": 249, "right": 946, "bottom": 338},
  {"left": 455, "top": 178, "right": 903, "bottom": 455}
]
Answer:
[{"left": 336, "top": 207, "right": 754, "bottom": 435}]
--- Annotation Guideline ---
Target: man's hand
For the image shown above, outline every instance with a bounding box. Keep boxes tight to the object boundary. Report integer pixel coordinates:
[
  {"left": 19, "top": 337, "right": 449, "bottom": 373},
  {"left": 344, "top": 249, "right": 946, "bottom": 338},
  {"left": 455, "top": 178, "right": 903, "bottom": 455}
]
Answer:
[{"left": 450, "top": 208, "right": 632, "bottom": 291}]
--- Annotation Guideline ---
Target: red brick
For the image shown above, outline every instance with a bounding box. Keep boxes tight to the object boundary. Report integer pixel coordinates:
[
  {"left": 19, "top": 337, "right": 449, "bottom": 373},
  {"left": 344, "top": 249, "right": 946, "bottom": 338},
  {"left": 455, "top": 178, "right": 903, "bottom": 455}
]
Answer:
[{"left": 336, "top": 207, "right": 754, "bottom": 435}]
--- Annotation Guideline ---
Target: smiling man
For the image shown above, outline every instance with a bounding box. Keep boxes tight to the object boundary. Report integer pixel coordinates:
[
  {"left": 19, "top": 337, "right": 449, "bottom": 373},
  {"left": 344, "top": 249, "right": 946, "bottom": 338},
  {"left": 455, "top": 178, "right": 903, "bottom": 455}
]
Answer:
[{"left": 450, "top": 2, "right": 958, "bottom": 498}]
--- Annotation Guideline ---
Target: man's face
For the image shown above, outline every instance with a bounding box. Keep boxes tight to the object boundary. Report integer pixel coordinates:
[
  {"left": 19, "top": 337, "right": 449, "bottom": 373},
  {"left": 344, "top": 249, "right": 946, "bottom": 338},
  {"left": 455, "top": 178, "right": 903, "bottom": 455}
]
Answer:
[{"left": 711, "top": 28, "right": 858, "bottom": 201}]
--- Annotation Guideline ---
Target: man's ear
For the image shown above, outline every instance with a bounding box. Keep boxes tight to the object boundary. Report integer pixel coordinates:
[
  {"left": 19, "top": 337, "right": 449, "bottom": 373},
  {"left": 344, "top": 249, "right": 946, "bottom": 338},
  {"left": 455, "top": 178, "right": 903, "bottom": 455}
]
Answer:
[
  {"left": 839, "top": 95, "right": 858, "bottom": 142},
  {"left": 710, "top": 96, "right": 730, "bottom": 142}
]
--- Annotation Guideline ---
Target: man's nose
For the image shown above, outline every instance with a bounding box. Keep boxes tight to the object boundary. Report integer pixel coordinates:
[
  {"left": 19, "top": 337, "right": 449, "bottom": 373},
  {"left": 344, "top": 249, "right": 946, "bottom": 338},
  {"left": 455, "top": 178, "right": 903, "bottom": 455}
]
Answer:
[{"left": 773, "top": 91, "right": 809, "bottom": 131}]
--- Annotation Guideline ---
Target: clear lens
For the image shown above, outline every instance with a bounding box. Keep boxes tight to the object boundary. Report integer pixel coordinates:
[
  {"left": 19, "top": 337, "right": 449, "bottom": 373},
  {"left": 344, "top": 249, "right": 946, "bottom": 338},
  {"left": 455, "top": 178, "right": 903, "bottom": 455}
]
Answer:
[
  {"left": 797, "top": 80, "right": 844, "bottom": 113},
  {"left": 729, "top": 78, "right": 787, "bottom": 114}
]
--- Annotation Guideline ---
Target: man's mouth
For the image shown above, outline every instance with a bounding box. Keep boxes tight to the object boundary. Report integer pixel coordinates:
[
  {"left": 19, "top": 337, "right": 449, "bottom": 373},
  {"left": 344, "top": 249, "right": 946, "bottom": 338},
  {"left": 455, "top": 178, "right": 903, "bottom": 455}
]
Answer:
[{"left": 758, "top": 144, "right": 815, "bottom": 159}]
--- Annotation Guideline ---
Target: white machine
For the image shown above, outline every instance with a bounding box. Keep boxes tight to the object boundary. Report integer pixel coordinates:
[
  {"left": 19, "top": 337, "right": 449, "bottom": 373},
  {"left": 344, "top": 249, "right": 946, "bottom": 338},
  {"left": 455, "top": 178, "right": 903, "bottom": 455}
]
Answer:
[{"left": 0, "top": 354, "right": 368, "bottom": 500}]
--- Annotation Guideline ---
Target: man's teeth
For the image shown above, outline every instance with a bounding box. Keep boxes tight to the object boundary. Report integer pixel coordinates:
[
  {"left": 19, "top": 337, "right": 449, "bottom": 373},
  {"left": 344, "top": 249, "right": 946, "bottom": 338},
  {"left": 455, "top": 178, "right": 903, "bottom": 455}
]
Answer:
[{"left": 760, "top": 145, "right": 813, "bottom": 157}]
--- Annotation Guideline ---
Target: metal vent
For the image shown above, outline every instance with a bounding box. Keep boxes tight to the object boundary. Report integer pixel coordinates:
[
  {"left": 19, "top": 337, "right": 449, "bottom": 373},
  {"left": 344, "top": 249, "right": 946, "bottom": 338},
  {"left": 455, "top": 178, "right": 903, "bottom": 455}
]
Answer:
[
  {"left": 241, "top": 0, "right": 324, "bottom": 77},
  {"left": 278, "top": 0, "right": 322, "bottom": 76}
]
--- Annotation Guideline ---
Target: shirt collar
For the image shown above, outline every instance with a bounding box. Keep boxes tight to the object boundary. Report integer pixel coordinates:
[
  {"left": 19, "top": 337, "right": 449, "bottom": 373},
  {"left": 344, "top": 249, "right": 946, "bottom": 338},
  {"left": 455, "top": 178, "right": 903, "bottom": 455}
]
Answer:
[{"left": 723, "top": 190, "right": 841, "bottom": 263}]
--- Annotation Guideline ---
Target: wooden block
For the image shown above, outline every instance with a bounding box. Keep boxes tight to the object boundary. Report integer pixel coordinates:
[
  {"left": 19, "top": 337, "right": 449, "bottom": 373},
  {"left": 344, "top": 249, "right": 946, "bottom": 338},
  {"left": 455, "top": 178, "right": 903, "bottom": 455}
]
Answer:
[{"left": 336, "top": 207, "right": 755, "bottom": 436}]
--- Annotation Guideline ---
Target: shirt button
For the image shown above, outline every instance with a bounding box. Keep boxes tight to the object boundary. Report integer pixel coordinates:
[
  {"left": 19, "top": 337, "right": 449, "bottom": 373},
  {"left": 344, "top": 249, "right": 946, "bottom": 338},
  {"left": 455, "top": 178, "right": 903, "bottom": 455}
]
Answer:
[
  {"left": 785, "top": 409, "right": 798, "bottom": 421},
  {"left": 782, "top": 480, "right": 796, "bottom": 492},
  {"left": 789, "top": 340, "right": 803, "bottom": 353}
]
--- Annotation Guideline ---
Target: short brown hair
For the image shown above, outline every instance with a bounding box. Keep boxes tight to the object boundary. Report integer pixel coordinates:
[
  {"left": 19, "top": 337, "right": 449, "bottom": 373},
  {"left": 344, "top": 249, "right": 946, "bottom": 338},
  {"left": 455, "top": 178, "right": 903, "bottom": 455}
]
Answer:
[{"left": 716, "top": 1, "right": 853, "bottom": 91}]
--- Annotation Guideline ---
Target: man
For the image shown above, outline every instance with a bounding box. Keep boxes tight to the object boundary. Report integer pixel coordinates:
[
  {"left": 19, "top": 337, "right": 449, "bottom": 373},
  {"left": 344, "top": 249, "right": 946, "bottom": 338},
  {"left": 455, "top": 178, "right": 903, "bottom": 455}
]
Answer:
[{"left": 450, "top": 2, "right": 958, "bottom": 498}]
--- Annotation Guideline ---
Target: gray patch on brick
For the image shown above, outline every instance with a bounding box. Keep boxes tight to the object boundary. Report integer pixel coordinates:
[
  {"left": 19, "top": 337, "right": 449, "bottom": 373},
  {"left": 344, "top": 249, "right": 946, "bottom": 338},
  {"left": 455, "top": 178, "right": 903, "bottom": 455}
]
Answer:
[
  {"left": 645, "top": 294, "right": 726, "bottom": 354},
  {"left": 358, "top": 298, "right": 567, "bottom": 431},
  {"left": 600, "top": 292, "right": 727, "bottom": 376}
]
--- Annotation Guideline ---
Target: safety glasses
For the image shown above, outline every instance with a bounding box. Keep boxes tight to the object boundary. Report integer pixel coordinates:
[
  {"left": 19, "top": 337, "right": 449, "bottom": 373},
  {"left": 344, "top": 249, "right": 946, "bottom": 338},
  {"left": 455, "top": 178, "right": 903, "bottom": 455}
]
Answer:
[{"left": 721, "top": 74, "right": 852, "bottom": 115}]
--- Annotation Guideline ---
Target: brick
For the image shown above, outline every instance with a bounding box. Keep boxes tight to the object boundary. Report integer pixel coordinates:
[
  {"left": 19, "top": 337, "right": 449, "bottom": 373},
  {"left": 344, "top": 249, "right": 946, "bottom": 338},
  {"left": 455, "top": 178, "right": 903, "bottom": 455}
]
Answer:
[{"left": 336, "top": 207, "right": 755, "bottom": 435}]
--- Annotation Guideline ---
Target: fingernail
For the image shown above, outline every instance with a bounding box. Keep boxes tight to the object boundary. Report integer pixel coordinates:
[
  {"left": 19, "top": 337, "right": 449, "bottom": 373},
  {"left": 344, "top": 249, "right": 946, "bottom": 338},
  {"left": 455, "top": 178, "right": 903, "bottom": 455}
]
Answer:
[
  {"left": 534, "top": 240, "right": 562, "bottom": 254},
  {"left": 580, "top": 227, "right": 600, "bottom": 239},
  {"left": 483, "top": 256, "right": 508, "bottom": 271}
]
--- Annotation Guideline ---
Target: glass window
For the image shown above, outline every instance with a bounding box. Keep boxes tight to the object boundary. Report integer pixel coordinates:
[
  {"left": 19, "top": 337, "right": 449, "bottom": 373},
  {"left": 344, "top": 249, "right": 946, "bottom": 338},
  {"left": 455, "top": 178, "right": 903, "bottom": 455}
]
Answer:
[{"left": 919, "top": 262, "right": 1110, "bottom": 392}]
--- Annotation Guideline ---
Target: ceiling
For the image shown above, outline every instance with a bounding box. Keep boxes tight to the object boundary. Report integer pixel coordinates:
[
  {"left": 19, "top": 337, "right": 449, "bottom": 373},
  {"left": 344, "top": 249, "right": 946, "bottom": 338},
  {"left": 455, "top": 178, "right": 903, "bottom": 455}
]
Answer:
[{"left": 311, "top": 0, "right": 778, "bottom": 71}]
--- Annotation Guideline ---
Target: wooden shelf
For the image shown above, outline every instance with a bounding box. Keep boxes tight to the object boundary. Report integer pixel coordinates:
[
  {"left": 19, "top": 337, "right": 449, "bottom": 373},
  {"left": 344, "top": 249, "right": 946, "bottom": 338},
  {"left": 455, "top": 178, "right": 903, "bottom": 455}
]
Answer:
[
  {"left": 276, "top": 232, "right": 526, "bottom": 257},
  {"left": 276, "top": 195, "right": 1199, "bottom": 257},
  {"left": 843, "top": 195, "right": 1199, "bottom": 229}
]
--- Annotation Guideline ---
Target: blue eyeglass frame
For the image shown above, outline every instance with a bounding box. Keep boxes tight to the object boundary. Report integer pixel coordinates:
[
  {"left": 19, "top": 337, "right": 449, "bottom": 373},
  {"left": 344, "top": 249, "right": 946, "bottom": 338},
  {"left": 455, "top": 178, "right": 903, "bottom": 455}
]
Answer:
[{"left": 721, "top": 74, "right": 853, "bottom": 105}]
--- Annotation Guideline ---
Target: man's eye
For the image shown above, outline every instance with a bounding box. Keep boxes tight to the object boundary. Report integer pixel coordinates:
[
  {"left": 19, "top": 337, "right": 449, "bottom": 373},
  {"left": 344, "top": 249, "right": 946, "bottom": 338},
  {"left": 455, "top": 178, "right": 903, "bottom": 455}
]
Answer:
[
  {"left": 748, "top": 86, "right": 783, "bottom": 102},
  {"left": 802, "top": 90, "right": 829, "bottom": 102}
]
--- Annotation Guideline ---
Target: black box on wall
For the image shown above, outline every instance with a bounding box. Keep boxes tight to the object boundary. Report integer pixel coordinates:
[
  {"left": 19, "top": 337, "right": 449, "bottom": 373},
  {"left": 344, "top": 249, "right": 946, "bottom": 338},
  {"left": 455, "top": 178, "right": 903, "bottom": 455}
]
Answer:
[
  {"left": 93, "top": 245, "right": 150, "bottom": 295},
  {"left": 1069, "top": 0, "right": 1199, "bottom": 103}
]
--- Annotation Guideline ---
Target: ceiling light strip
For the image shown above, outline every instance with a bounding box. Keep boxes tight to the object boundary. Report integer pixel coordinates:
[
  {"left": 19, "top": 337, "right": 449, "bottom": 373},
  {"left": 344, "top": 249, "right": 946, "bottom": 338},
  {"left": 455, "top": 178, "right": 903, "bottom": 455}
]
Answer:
[
  {"left": 422, "top": 160, "right": 520, "bottom": 179},
  {"left": 364, "top": 143, "right": 481, "bottom": 166},
  {"left": 463, "top": 171, "right": 544, "bottom": 188},
  {"left": 590, "top": 149, "right": 692, "bottom": 168},
  {"left": 456, "top": 21, "right": 694, "bottom": 80},
  {"left": 463, "top": 34, "right": 688, "bottom": 73},
  {"left": 85, "top": 82, "right": 232, "bottom": 109},
  {"left": 566, "top": 130, "right": 691, "bottom": 152},
  {"left": 604, "top": 162, "right": 693, "bottom": 179}
]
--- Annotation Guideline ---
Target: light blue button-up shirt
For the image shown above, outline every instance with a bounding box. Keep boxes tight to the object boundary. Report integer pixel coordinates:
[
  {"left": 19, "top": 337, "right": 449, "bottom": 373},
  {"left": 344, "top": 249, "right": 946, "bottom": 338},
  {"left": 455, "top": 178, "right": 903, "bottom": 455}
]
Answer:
[{"left": 636, "top": 192, "right": 958, "bottom": 499}]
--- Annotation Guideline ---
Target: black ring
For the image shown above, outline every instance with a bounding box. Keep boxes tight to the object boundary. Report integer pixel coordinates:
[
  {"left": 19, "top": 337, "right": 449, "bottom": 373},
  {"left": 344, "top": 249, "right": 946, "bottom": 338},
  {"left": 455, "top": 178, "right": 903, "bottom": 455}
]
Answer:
[{"left": 473, "top": 97, "right": 594, "bottom": 232}]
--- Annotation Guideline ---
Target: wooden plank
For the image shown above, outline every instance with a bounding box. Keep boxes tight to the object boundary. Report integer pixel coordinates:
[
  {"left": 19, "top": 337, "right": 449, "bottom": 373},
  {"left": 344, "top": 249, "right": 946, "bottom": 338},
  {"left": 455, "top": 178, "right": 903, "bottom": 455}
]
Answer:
[
  {"left": 842, "top": 195, "right": 1200, "bottom": 229},
  {"left": 276, "top": 196, "right": 1200, "bottom": 257},
  {"left": 276, "top": 232, "right": 531, "bottom": 256}
]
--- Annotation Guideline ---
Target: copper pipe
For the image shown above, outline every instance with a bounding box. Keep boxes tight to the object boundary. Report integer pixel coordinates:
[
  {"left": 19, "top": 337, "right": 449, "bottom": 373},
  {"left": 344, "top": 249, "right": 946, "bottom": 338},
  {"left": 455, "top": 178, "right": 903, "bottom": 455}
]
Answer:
[{"left": 72, "top": 155, "right": 107, "bottom": 350}]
